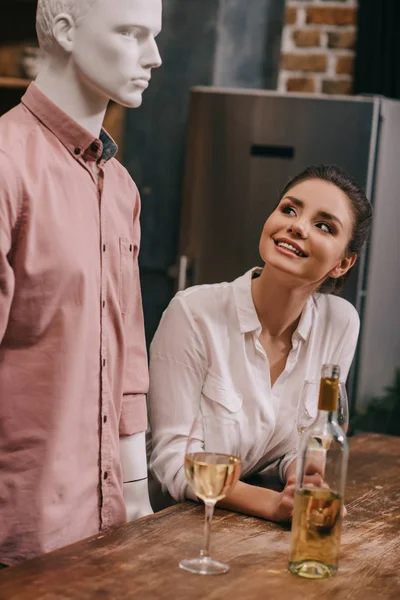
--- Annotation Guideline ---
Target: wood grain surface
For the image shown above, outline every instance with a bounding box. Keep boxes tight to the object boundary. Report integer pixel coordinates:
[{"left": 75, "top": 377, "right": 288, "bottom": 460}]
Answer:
[{"left": 0, "top": 433, "right": 398, "bottom": 600}]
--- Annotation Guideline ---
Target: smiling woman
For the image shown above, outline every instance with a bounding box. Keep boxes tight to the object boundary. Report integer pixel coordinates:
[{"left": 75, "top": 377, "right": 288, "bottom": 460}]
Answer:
[
  {"left": 272, "top": 165, "right": 373, "bottom": 294},
  {"left": 147, "top": 164, "right": 373, "bottom": 524}
]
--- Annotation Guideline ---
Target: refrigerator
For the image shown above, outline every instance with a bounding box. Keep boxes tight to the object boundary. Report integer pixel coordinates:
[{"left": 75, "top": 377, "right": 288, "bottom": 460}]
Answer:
[{"left": 175, "top": 87, "right": 400, "bottom": 411}]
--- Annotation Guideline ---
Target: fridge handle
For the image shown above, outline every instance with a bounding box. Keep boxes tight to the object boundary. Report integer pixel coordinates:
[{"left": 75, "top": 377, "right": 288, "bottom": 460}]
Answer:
[{"left": 178, "top": 255, "right": 188, "bottom": 291}]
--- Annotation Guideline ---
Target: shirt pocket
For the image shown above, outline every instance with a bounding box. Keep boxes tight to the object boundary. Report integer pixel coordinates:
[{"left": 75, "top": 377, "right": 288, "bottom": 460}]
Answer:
[
  {"left": 201, "top": 372, "right": 243, "bottom": 414},
  {"left": 119, "top": 238, "right": 136, "bottom": 315},
  {"left": 200, "top": 372, "right": 243, "bottom": 458}
]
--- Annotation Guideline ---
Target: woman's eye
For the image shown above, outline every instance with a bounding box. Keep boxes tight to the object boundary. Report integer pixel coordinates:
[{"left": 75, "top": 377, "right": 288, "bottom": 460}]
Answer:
[
  {"left": 316, "top": 222, "right": 333, "bottom": 234},
  {"left": 281, "top": 205, "right": 296, "bottom": 216}
]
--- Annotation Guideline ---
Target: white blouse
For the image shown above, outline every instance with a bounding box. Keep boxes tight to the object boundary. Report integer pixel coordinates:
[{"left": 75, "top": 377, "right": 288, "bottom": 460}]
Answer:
[{"left": 148, "top": 268, "right": 359, "bottom": 502}]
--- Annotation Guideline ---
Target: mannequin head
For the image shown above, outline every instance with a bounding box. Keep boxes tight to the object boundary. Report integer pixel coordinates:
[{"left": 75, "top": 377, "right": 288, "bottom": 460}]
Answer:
[
  {"left": 36, "top": 0, "right": 162, "bottom": 108},
  {"left": 36, "top": 1, "right": 98, "bottom": 53}
]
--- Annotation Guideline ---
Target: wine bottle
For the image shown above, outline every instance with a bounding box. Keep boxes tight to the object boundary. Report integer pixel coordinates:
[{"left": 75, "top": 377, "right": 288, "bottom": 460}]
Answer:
[{"left": 289, "top": 364, "right": 349, "bottom": 579}]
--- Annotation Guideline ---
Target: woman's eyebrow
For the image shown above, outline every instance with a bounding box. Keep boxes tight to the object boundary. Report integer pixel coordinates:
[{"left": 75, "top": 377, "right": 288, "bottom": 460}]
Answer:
[{"left": 317, "top": 210, "right": 343, "bottom": 228}]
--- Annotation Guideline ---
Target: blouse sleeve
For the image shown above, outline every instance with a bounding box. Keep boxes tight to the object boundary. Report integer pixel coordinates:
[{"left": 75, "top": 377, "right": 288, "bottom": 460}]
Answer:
[
  {"left": 337, "top": 307, "right": 360, "bottom": 382},
  {"left": 148, "top": 295, "right": 207, "bottom": 501}
]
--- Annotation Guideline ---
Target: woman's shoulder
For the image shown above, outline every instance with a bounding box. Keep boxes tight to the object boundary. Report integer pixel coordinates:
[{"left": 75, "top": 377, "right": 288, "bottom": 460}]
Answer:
[
  {"left": 312, "top": 292, "right": 360, "bottom": 331},
  {"left": 173, "top": 280, "right": 235, "bottom": 315},
  {"left": 152, "top": 281, "right": 237, "bottom": 352}
]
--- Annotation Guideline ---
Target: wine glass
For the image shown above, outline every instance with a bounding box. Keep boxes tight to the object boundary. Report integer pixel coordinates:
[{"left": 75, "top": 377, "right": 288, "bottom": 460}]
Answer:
[
  {"left": 179, "top": 412, "right": 242, "bottom": 575},
  {"left": 297, "top": 380, "right": 349, "bottom": 436}
]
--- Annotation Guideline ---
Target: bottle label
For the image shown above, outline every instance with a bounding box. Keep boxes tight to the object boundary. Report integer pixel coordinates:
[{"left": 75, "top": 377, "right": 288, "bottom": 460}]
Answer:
[{"left": 318, "top": 377, "right": 338, "bottom": 411}]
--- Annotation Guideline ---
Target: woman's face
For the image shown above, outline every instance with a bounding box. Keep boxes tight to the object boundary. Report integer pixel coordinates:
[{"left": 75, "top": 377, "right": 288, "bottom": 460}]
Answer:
[{"left": 259, "top": 178, "right": 356, "bottom": 289}]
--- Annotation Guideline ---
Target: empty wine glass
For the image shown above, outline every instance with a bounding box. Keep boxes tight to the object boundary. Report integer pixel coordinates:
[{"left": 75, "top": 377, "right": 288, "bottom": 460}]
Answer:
[
  {"left": 297, "top": 380, "right": 349, "bottom": 436},
  {"left": 179, "top": 412, "right": 242, "bottom": 575}
]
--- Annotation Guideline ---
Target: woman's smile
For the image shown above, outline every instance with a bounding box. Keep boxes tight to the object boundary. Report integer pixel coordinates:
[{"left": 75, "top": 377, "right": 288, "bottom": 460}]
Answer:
[{"left": 273, "top": 238, "right": 308, "bottom": 258}]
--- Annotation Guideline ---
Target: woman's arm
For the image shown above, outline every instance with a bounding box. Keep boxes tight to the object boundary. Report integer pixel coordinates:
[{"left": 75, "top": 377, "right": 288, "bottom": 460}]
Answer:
[
  {"left": 218, "top": 466, "right": 322, "bottom": 523},
  {"left": 148, "top": 296, "right": 207, "bottom": 501},
  {"left": 338, "top": 307, "right": 360, "bottom": 381},
  {"left": 218, "top": 478, "right": 296, "bottom": 522}
]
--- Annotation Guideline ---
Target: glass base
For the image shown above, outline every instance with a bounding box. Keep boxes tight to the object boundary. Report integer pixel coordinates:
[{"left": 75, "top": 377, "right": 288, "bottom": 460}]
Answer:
[
  {"left": 289, "top": 560, "right": 337, "bottom": 579},
  {"left": 179, "top": 556, "right": 229, "bottom": 575}
]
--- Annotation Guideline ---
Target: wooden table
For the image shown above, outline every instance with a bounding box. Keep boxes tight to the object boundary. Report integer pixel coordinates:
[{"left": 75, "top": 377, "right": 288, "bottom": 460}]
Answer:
[{"left": 0, "top": 434, "right": 399, "bottom": 599}]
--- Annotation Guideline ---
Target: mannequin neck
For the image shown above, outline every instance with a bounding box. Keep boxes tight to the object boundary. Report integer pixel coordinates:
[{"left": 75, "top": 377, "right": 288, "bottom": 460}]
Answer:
[{"left": 35, "top": 54, "right": 109, "bottom": 138}]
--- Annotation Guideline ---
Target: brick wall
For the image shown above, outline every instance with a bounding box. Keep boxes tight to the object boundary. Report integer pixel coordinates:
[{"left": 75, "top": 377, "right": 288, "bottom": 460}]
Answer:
[{"left": 278, "top": 0, "right": 358, "bottom": 95}]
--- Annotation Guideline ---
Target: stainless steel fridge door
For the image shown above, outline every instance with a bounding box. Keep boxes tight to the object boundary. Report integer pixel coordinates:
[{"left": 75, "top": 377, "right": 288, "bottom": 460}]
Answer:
[
  {"left": 355, "top": 98, "right": 400, "bottom": 409},
  {"left": 180, "top": 88, "right": 375, "bottom": 307}
]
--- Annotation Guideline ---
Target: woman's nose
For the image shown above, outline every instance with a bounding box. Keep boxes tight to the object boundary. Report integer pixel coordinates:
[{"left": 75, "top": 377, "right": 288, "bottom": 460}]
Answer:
[{"left": 288, "top": 220, "right": 309, "bottom": 238}]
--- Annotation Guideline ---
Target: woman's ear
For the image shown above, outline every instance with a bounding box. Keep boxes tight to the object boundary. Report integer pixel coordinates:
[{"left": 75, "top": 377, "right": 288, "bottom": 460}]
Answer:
[{"left": 329, "top": 254, "right": 357, "bottom": 279}]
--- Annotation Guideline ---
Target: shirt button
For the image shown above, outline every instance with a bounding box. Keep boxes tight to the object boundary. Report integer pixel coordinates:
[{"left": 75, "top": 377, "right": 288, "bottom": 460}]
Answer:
[
  {"left": 91, "top": 142, "right": 99, "bottom": 152},
  {"left": 103, "top": 415, "right": 107, "bottom": 424},
  {"left": 102, "top": 300, "right": 106, "bottom": 308},
  {"left": 74, "top": 147, "right": 81, "bottom": 155},
  {"left": 104, "top": 472, "right": 108, "bottom": 480},
  {"left": 103, "top": 359, "right": 106, "bottom": 367},
  {"left": 103, "top": 244, "right": 106, "bottom": 252}
]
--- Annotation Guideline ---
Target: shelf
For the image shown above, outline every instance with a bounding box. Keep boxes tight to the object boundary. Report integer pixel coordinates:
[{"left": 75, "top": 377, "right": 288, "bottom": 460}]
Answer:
[{"left": 0, "top": 76, "right": 31, "bottom": 89}]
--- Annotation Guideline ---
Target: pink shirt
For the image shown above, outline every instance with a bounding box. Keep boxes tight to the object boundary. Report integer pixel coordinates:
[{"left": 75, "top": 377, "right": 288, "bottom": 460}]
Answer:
[{"left": 0, "top": 84, "right": 148, "bottom": 565}]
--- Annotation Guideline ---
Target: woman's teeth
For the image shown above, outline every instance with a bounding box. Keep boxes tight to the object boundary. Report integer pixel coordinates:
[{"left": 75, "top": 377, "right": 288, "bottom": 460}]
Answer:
[{"left": 276, "top": 241, "right": 306, "bottom": 257}]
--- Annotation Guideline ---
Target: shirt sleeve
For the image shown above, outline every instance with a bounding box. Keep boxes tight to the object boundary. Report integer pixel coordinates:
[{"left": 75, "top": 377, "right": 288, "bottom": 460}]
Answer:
[
  {"left": 119, "top": 183, "right": 149, "bottom": 436},
  {"left": 147, "top": 295, "right": 207, "bottom": 501},
  {"left": 337, "top": 307, "right": 360, "bottom": 382},
  {"left": 0, "top": 151, "right": 20, "bottom": 344}
]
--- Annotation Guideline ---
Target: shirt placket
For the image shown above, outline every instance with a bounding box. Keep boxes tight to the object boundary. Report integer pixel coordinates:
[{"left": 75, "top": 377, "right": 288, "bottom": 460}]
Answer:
[
  {"left": 98, "top": 163, "right": 113, "bottom": 530},
  {"left": 272, "top": 336, "right": 303, "bottom": 401}
]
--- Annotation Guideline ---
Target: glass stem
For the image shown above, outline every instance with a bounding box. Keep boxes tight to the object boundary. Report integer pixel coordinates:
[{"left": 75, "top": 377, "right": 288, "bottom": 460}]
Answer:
[{"left": 200, "top": 501, "right": 215, "bottom": 560}]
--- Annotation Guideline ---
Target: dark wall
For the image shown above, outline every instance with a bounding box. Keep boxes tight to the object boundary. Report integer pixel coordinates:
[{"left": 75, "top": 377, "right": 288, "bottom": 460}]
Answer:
[
  {"left": 354, "top": 0, "right": 400, "bottom": 100},
  {"left": 124, "top": 0, "right": 222, "bottom": 344},
  {"left": 123, "top": 0, "right": 285, "bottom": 344},
  {"left": 214, "top": 0, "right": 285, "bottom": 89}
]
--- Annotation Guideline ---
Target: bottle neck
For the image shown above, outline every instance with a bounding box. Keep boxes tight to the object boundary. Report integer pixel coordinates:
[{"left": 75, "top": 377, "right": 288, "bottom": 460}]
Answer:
[{"left": 315, "top": 407, "right": 338, "bottom": 428}]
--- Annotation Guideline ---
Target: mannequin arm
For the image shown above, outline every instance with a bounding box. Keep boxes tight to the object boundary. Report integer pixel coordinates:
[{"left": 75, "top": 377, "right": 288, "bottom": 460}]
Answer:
[{"left": 120, "top": 432, "right": 153, "bottom": 521}]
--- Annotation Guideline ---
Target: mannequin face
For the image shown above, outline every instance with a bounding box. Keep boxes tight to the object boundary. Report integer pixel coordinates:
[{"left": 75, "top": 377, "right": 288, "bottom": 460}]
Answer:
[{"left": 67, "top": 0, "right": 162, "bottom": 107}]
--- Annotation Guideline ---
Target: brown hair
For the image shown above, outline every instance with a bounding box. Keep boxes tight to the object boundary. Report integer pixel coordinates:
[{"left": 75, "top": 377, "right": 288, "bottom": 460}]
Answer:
[{"left": 279, "top": 164, "right": 373, "bottom": 294}]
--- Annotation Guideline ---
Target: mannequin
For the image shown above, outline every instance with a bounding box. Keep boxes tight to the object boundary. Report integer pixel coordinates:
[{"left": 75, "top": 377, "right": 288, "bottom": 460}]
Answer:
[
  {"left": 0, "top": 0, "right": 161, "bottom": 565},
  {"left": 36, "top": 0, "right": 162, "bottom": 521}
]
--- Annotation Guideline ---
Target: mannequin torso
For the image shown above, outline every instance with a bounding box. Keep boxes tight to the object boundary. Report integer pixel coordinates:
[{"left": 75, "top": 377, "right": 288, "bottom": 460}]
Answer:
[{"left": 0, "top": 0, "right": 162, "bottom": 565}]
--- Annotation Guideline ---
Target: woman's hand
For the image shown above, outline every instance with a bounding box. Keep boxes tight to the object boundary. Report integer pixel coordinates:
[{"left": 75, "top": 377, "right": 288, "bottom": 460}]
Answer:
[
  {"left": 271, "top": 475, "right": 296, "bottom": 522},
  {"left": 271, "top": 473, "right": 324, "bottom": 523}
]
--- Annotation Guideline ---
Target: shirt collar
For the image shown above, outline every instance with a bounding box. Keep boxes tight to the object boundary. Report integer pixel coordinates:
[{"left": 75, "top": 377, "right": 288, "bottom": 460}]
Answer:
[
  {"left": 232, "top": 268, "right": 264, "bottom": 334},
  {"left": 232, "top": 267, "right": 315, "bottom": 341},
  {"left": 21, "top": 83, "right": 118, "bottom": 163},
  {"left": 294, "top": 295, "right": 314, "bottom": 342}
]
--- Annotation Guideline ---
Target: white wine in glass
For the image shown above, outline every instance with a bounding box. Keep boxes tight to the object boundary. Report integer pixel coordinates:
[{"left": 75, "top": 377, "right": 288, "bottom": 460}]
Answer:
[
  {"left": 185, "top": 452, "right": 241, "bottom": 503},
  {"left": 179, "top": 413, "right": 242, "bottom": 575}
]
